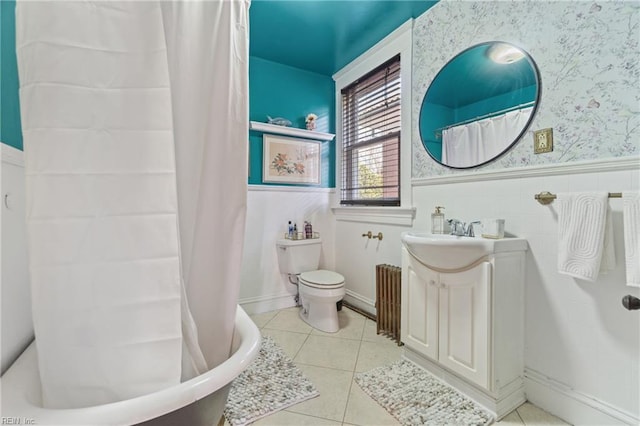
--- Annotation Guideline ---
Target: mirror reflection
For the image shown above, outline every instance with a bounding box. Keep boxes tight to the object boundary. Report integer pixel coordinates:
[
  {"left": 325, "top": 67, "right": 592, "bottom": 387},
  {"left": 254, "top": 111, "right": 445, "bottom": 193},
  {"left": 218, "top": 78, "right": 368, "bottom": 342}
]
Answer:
[{"left": 419, "top": 42, "right": 540, "bottom": 169}]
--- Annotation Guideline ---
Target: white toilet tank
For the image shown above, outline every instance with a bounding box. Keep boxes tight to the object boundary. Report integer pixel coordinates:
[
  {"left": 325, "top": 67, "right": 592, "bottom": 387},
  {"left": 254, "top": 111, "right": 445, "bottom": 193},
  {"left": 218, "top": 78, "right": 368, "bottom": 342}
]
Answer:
[{"left": 276, "top": 238, "right": 322, "bottom": 274}]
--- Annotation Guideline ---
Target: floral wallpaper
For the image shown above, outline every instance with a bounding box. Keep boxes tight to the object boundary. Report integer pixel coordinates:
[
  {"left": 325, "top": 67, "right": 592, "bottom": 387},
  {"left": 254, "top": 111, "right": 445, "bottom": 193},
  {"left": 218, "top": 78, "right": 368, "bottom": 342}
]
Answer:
[{"left": 412, "top": 0, "right": 639, "bottom": 178}]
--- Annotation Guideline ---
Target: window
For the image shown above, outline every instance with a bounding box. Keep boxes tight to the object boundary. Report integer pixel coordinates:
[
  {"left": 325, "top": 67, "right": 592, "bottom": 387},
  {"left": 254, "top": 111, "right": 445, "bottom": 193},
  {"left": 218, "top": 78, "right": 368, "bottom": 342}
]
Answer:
[{"left": 340, "top": 55, "right": 401, "bottom": 206}]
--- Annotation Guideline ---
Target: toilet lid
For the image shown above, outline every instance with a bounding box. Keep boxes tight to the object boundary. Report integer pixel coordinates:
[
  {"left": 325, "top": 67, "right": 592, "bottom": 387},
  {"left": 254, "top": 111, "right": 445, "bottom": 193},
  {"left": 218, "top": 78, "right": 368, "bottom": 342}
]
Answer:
[{"left": 300, "top": 269, "right": 344, "bottom": 287}]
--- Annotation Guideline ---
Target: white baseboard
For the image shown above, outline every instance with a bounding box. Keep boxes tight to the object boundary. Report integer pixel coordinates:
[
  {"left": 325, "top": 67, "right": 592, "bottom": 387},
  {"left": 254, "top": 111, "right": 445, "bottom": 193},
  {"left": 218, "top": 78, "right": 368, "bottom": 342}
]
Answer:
[
  {"left": 239, "top": 292, "right": 296, "bottom": 315},
  {"left": 524, "top": 368, "right": 638, "bottom": 425},
  {"left": 344, "top": 290, "right": 376, "bottom": 316}
]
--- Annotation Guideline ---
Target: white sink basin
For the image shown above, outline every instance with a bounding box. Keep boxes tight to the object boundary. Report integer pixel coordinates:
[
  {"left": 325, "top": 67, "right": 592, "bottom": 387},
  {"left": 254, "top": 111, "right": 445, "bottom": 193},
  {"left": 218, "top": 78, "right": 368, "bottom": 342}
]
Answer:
[{"left": 401, "top": 231, "right": 527, "bottom": 270}]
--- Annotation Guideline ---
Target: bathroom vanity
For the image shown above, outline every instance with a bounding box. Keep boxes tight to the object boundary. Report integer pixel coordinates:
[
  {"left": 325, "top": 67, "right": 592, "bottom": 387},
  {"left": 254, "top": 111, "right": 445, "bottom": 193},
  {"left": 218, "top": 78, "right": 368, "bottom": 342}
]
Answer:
[{"left": 400, "top": 232, "right": 527, "bottom": 420}]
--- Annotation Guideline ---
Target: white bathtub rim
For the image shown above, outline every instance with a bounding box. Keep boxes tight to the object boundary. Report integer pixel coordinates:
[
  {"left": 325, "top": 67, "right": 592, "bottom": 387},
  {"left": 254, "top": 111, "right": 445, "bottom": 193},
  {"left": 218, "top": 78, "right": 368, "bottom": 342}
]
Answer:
[{"left": 1, "top": 305, "right": 261, "bottom": 425}]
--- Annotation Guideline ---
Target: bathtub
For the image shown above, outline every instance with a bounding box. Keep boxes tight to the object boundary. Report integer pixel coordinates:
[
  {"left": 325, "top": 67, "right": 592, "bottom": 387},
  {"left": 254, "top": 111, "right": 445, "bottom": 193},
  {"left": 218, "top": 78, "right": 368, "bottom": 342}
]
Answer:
[{"left": 1, "top": 306, "right": 261, "bottom": 425}]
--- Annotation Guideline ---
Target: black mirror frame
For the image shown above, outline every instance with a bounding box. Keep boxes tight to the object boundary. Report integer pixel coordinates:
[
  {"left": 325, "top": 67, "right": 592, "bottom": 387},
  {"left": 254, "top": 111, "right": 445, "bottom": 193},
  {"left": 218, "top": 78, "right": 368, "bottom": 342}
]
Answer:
[{"left": 418, "top": 41, "right": 542, "bottom": 170}]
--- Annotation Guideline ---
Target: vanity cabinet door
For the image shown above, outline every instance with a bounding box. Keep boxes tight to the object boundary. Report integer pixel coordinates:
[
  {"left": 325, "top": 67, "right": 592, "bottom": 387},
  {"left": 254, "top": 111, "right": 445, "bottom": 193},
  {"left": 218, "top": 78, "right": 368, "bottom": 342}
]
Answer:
[
  {"left": 401, "top": 249, "right": 439, "bottom": 361},
  {"left": 438, "top": 262, "right": 492, "bottom": 389}
]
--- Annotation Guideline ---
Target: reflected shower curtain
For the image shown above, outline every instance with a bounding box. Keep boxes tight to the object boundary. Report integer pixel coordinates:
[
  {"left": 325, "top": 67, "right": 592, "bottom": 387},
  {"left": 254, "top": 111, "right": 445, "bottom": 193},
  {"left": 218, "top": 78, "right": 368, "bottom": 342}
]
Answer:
[
  {"left": 442, "top": 106, "right": 533, "bottom": 167},
  {"left": 16, "top": 0, "right": 249, "bottom": 408}
]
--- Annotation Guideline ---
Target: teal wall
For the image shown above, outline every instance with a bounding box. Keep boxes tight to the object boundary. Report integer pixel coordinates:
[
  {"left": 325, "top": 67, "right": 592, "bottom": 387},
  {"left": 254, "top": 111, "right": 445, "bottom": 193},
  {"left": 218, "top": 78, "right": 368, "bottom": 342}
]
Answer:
[
  {"left": 249, "top": 56, "right": 335, "bottom": 187},
  {"left": 455, "top": 85, "right": 537, "bottom": 123},
  {"left": 419, "top": 103, "right": 452, "bottom": 161},
  {"left": 0, "top": 0, "right": 23, "bottom": 150},
  {"left": 0, "top": 3, "right": 338, "bottom": 177}
]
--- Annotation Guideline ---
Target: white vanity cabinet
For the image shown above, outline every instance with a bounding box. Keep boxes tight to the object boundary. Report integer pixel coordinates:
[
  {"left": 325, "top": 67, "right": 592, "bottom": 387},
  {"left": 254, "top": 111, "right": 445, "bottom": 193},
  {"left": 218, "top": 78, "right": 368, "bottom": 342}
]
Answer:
[{"left": 400, "top": 242, "right": 526, "bottom": 419}]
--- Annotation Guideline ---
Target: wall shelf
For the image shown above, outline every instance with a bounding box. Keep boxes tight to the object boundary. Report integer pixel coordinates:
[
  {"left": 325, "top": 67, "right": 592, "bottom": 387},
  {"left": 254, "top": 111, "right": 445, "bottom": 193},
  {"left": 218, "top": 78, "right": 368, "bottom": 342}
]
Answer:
[{"left": 250, "top": 121, "right": 335, "bottom": 141}]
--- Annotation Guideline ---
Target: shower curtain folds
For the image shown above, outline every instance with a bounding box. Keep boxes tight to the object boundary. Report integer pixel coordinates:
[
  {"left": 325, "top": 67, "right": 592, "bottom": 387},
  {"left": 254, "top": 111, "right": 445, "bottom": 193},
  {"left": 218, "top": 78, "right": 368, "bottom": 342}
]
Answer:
[
  {"left": 160, "top": 0, "right": 250, "bottom": 374},
  {"left": 15, "top": 0, "right": 249, "bottom": 409},
  {"left": 442, "top": 106, "right": 533, "bottom": 168}
]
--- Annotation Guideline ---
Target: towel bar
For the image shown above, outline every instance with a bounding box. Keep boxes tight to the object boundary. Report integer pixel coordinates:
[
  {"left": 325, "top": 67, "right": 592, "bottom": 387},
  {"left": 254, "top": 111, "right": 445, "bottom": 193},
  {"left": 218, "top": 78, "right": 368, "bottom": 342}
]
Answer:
[{"left": 534, "top": 191, "right": 623, "bottom": 205}]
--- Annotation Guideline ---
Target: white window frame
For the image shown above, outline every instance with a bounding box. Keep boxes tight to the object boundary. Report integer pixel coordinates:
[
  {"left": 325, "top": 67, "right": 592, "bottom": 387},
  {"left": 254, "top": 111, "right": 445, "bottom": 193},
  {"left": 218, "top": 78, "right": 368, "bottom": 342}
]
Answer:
[{"left": 332, "top": 19, "right": 415, "bottom": 225}]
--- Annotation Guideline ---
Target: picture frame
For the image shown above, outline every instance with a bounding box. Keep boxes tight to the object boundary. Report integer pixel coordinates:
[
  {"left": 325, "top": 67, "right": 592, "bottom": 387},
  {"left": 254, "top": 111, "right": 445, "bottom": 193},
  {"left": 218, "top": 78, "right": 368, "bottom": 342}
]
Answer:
[{"left": 263, "top": 134, "right": 321, "bottom": 184}]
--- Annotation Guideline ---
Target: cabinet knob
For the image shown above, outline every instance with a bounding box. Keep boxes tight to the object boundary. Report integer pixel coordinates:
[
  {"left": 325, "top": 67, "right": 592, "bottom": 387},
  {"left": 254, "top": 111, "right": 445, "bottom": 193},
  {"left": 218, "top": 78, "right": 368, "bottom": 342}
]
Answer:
[{"left": 429, "top": 280, "right": 436, "bottom": 287}]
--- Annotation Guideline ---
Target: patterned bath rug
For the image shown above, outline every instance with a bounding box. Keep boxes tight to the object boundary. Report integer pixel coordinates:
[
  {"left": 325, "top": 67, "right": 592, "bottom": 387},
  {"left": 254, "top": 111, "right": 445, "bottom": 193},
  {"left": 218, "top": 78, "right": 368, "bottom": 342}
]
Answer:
[
  {"left": 355, "top": 360, "right": 493, "bottom": 426},
  {"left": 224, "top": 336, "right": 319, "bottom": 426}
]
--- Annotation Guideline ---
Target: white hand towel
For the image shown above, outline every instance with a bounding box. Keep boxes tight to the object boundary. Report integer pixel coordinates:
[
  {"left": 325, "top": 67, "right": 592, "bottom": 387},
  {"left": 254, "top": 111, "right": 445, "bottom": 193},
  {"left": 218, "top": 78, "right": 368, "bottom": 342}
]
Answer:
[
  {"left": 557, "top": 192, "right": 611, "bottom": 281},
  {"left": 600, "top": 205, "right": 616, "bottom": 273},
  {"left": 623, "top": 191, "right": 640, "bottom": 287}
]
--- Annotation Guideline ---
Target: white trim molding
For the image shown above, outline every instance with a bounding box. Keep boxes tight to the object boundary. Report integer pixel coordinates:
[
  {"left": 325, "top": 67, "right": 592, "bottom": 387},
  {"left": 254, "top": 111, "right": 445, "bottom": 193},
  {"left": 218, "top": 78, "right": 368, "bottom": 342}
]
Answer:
[
  {"left": 332, "top": 206, "right": 416, "bottom": 226},
  {"left": 248, "top": 184, "right": 335, "bottom": 193},
  {"left": 239, "top": 292, "right": 297, "bottom": 316},
  {"left": 333, "top": 19, "right": 414, "bottom": 210},
  {"left": 250, "top": 121, "right": 335, "bottom": 142},
  {"left": 1, "top": 143, "right": 24, "bottom": 167},
  {"left": 343, "top": 289, "right": 376, "bottom": 315},
  {"left": 333, "top": 20, "right": 412, "bottom": 87},
  {"left": 412, "top": 156, "right": 640, "bottom": 186},
  {"left": 524, "top": 368, "right": 638, "bottom": 425}
]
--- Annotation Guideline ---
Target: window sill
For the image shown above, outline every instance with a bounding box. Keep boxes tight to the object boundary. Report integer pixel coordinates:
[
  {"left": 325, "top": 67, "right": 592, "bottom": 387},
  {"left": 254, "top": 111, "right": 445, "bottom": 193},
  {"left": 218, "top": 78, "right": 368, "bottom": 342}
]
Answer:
[{"left": 331, "top": 206, "right": 416, "bottom": 226}]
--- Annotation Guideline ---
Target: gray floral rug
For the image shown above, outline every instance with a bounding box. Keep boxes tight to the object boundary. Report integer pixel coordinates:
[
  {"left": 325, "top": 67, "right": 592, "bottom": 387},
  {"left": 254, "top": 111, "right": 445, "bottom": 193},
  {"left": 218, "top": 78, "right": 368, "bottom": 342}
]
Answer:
[
  {"left": 224, "top": 336, "right": 319, "bottom": 426},
  {"left": 355, "top": 360, "right": 493, "bottom": 426}
]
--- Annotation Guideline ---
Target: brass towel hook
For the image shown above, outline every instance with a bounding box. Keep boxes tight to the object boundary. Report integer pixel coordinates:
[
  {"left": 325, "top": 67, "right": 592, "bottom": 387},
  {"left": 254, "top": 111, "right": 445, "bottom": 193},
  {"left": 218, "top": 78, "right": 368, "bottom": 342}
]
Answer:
[
  {"left": 362, "top": 231, "right": 373, "bottom": 239},
  {"left": 373, "top": 232, "right": 383, "bottom": 240}
]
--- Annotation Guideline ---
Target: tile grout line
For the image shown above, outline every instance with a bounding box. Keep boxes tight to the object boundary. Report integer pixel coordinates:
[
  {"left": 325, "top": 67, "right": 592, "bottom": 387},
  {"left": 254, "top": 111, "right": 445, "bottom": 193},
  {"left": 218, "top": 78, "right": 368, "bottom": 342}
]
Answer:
[
  {"left": 339, "top": 323, "right": 366, "bottom": 425},
  {"left": 252, "top": 308, "right": 565, "bottom": 426},
  {"left": 283, "top": 309, "right": 369, "bottom": 423},
  {"left": 282, "top": 409, "right": 344, "bottom": 424},
  {"left": 514, "top": 407, "right": 526, "bottom": 425},
  {"left": 291, "top": 330, "right": 313, "bottom": 361},
  {"left": 256, "top": 307, "right": 401, "bottom": 425}
]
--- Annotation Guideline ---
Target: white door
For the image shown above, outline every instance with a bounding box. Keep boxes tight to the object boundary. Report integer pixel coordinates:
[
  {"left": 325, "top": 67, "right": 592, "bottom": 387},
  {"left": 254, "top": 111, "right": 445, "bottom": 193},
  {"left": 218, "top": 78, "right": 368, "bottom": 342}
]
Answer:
[
  {"left": 401, "top": 249, "right": 439, "bottom": 361},
  {"left": 438, "top": 262, "right": 491, "bottom": 389}
]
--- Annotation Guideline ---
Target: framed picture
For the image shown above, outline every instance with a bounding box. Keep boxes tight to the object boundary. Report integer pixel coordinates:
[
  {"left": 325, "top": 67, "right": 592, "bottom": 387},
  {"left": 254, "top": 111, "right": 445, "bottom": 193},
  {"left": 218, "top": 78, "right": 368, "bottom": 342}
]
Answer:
[{"left": 263, "top": 134, "right": 321, "bottom": 184}]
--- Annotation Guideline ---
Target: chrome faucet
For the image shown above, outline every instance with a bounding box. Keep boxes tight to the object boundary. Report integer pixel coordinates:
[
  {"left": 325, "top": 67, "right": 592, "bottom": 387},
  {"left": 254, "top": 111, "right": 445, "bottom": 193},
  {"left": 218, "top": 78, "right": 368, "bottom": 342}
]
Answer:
[
  {"left": 467, "top": 221, "right": 481, "bottom": 237},
  {"left": 447, "top": 219, "right": 467, "bottom": 236},
  {"left": 447, "top": 219, "right": 481, "bottom": 237}
]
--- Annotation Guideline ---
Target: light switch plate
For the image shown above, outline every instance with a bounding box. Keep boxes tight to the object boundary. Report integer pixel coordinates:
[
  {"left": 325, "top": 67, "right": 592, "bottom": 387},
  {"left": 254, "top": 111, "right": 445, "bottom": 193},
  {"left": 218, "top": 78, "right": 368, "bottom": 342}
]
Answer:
[{"left": 534, "top": 128, "right": 553, "bottom": 154}]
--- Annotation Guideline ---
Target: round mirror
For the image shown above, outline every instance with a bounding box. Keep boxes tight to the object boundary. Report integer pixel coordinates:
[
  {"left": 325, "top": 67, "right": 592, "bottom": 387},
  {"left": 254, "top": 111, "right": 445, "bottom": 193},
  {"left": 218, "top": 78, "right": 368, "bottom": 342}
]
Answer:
[{"left": 419, "top": 42, "right": 540, "bottom": 169}]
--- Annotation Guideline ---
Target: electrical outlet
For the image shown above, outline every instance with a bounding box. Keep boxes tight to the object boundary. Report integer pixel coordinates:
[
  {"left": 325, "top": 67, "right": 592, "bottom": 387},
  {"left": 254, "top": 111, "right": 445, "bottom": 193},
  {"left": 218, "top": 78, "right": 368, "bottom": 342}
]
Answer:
[{"left": 534, "top": 128, "right": 553, "bottom": 154}]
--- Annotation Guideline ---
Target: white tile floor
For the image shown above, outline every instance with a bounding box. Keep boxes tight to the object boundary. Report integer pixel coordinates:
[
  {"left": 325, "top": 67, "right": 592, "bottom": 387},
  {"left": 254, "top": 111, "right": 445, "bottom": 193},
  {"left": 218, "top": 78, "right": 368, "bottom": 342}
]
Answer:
[{"left": 239, "top": 306, "right": 569, "bottom": 426}]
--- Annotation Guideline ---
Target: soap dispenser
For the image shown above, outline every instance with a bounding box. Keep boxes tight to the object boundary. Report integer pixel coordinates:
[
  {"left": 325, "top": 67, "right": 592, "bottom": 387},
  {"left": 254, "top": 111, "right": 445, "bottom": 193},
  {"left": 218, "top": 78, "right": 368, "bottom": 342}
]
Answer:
[{"left": 431, "top": 206, "right": 445, "bottom": 234}]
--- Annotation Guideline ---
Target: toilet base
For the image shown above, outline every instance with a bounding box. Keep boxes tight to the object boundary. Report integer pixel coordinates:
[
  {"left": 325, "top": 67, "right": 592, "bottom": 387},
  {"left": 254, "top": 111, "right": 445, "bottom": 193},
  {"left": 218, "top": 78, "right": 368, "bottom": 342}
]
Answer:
[{"left": 299, "top": 302, "right": 340, "bottom": 333}]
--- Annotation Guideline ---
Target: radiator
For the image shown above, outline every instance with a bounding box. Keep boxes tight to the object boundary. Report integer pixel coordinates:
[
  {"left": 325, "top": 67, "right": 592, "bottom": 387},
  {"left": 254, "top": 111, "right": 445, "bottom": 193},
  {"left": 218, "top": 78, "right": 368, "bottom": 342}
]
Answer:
[{"left": 375, "top": 264, "right": 402, "bottom": 346}]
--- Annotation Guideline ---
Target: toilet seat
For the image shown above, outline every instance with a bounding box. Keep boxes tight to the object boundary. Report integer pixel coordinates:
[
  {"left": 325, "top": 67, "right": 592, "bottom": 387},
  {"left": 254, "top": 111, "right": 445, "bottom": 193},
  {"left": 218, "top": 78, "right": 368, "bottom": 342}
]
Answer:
[{"left": 299, "top": 269, "right": 344, "bottom": 289}]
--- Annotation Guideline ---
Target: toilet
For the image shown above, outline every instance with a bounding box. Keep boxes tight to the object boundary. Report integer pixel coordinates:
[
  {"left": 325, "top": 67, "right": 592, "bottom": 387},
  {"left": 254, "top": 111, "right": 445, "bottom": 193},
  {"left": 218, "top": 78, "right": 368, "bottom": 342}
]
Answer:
[{"left": 276, "top": 238, "right": 345, "bottom": 333}]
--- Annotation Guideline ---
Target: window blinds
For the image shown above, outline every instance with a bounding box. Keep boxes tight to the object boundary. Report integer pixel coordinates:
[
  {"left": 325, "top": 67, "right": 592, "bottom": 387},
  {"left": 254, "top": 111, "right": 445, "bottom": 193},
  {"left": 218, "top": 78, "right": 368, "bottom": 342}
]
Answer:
[{"left": 340, "top": 55, "right": 401, "bottom": 206}]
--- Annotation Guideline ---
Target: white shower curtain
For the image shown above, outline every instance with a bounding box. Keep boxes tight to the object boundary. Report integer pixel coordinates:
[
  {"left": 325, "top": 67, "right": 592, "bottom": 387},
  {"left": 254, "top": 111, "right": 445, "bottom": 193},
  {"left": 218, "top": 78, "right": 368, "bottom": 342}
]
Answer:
[
  {"left": 442, "top": 106, "right": 533, "bottom": 167},
  {"left": 161, "top": 0, "right": 250, "bottom": 371},
  {"left": 15, "top": 0, "right": 249, "bottom": 409}
]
